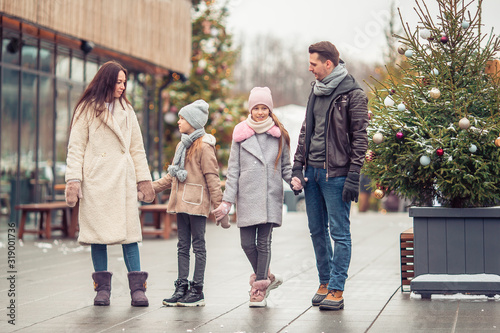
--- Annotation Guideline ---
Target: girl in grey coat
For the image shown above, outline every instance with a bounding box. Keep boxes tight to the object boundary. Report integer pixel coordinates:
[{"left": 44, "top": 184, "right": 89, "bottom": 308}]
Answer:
[{"left": 212, "top": 87, "right": 293, "bottom": 307}]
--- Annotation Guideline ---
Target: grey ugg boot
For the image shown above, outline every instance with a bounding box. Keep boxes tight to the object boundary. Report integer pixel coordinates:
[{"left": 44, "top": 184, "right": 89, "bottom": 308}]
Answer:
[
  {"left": 127, "top": 271, "right": 149, "bottom": 307},
  {"left": 92, "top": 271, "right": 112, "bottom": 306}
]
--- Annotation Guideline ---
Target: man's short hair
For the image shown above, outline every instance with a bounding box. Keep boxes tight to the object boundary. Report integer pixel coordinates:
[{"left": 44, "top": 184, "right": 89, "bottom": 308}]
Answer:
[{"left": 309, "top": 41, "right": 340, "bottom": 66}]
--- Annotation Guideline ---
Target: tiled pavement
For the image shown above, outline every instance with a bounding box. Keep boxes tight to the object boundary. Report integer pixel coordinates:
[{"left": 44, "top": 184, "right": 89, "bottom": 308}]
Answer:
[{"left": 1, "top": 209, "right": 499, "bottom": 333}]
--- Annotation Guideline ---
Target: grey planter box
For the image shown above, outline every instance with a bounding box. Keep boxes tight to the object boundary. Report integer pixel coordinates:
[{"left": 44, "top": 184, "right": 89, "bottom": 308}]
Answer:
[{"left": 409, "top": 206, "right": 500, "bottom": 298}]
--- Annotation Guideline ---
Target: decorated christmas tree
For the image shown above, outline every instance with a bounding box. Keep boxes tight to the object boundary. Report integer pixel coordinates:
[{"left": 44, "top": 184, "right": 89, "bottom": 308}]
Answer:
[
  {"left": 363, "top": 0, "right": 500, "bottom": 208},
  {"left": 163, "top": 0, "right": 246, "bottom": 170}
]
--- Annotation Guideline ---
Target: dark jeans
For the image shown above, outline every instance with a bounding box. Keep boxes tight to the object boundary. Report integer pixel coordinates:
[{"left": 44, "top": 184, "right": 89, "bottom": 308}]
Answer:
[
  {"left": 91, "top": 242, "right": 141, "bottom": 272},
  {"left": 240, "top": 223, "right": 274, "bottom": 281},
  {"left": 304, "top": 166, "right": 352, "bottom": 291},
  {"left": 176, "top": 213, "right": 207, "bottom": 286}
]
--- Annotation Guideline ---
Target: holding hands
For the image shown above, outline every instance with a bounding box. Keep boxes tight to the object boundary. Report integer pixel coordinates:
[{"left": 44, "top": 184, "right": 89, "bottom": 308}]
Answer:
[
  {"left": 291, "top": 168, "right": 308, "bottom": 195},
  {"left": 137, "top": 180, "right": 155, "bottom": 203},
  {"left": 211, "top": 201, "right": 231, "bottom": 229}
]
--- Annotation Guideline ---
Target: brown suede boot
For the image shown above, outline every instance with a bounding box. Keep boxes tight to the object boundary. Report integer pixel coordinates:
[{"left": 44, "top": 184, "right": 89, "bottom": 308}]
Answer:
[
  {"left": 311, "top": 283, "right": 328, "bottom": 306},
  {"left": 92, "top": 271, "right": 112, "bottom": 306},
  {"left": 319, "top": 290, "right": 344, "bottom": 310},
  {"left": 127, "top": 271, "right": 149, "bottom": 307}
]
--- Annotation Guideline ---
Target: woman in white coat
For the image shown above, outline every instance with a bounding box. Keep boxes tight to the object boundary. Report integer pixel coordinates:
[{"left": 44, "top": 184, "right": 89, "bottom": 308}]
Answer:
[
  {"left": 65, "top": 61, "right": 155, "bottom": 307},
  {"left": 212, "top": 87, "right": 293, "bottom": 307}
]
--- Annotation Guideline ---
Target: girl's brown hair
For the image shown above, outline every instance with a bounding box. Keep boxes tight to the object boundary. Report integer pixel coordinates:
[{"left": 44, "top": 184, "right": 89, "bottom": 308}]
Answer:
[
  {"left": 70, "top": 60, "right": 130, "bottom": 127},
  {"left": 185, "top": 137, "right": 204, "bottom": 163},
  {"left": 270, "top": 112, "right": 291, "bottom": 169}
]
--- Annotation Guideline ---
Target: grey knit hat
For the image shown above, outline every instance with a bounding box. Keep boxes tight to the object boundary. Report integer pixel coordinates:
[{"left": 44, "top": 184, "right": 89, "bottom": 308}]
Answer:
[{"left": 178, "top": 99, "right": 209, "bottom": 130}]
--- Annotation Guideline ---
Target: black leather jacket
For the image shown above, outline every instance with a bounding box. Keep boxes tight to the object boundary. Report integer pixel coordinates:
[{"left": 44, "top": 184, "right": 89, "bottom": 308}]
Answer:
[{"left": 293, "top": 74, "right": 369, "bottom": 177}]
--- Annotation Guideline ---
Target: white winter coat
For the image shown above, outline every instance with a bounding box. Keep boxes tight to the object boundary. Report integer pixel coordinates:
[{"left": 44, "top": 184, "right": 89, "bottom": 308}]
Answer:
[{"left": 65, "top": 100, "right": 151, "bottom": 245}]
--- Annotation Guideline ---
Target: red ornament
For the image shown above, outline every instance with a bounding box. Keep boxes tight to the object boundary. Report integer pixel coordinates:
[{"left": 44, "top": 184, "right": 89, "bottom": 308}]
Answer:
[
  {"left": 365, "top": 150, "right": 375, "bottom": 162},
  {"left": 396, "top": 132, "right": 404, "bottom": 140},
  {"left": 436, "top": 148, "right": 444, "bottom": 156},
  {"left": 368, "top": 111, "right": 373, "bottom": 120},
  {"left": 440, "top": 36, "right": 449, "bottom": 44}
]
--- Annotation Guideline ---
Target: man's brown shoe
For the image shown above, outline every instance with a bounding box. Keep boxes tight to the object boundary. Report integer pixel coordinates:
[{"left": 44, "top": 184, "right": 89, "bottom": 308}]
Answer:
[
  {"left": 319, "top": 290, "right": 344, "bottom": 310},
  {"left": 311, "top": 283, "right": 329, "bottom": 306}
]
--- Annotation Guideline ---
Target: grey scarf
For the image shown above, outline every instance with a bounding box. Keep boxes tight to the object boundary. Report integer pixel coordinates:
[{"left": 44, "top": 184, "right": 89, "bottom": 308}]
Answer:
[
  {"left": 168, "top": 128, "right": 206, "bottom": 182},
  {"left": 313, "top": 62, "right": 348, "bottom": 96}
]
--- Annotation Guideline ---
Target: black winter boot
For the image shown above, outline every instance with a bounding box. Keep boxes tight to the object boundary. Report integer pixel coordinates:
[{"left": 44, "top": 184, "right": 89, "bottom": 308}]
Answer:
[
  {"left": 162, "top": 279, "right": 189, "bottom": 306},
  {"left": 127, "top": 271, "right": 149, "bottom": 307},
  {"left": 92, "top": 271, "right": 112, "bottom": 306},
  {"left": 177, "top": 281, "right": 205, "bottom": 307}
]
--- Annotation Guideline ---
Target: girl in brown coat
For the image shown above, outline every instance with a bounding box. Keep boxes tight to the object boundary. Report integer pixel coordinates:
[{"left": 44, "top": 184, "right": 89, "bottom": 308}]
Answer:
[
  {"left": 65, "top": 61, "right": 155, "bottom": 307},
  {"left": 152, "top": 100, "right": 228, "bottom": 307}
]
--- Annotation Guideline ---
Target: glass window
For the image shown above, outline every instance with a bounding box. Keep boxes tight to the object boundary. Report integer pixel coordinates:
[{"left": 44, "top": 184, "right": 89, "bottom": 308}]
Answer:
[
  {"left": 40, "top": 42, "right": 54, "bottom": 73},
  {"left": 86, "top": 60, "right": 98, "bottom": 82},
  {"left": 55, "top": 48, "right": 70, "bottom": 79},
  {"left": 39, "top": 75, "right": 56, "bottom": 183},
  {"left": 2, "top": 36, "right": 21, "bottom": 65},
  {"left": 20, "top": 72, "right": 40, "bottom": 201},
  {"left": 55, "top": 82, "right": 69, "bottom": 166},
  {"left": 1, "top": 68, "right": 20, "bottom": 180},
  {"left": 21, "top": 38, "right": 38, "bottom": 70},
  {"left": 70, "top": 84, "right": 84, "bottom": 115},
  {"left": 71, "top": 56, "right": 84, "bottom": 82}
]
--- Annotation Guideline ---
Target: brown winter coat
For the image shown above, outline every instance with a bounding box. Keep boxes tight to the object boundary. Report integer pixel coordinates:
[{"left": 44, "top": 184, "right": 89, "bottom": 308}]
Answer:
[
  {"left": 153, "top": 134, "right": 223, "bottom": 217},
  {"left": 65, "top": 100, "right": 152, "bottom": 245}
]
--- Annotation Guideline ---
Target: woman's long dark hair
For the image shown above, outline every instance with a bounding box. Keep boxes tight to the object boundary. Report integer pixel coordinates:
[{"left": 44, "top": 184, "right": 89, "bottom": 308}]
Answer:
[{"left": 70, "top": 60, "right": 130, "bottom": 127}]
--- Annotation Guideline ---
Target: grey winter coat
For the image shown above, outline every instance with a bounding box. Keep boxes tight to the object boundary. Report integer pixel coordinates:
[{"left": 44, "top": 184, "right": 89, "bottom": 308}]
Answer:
[{"left": 222, "top": 121, "right": 293, "bottom": 228}]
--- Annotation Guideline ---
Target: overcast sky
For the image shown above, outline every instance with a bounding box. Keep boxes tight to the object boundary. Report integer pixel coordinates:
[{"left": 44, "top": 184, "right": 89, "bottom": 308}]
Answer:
[{"left": 225, "top": 0, "right": 500, "bottom": 64}]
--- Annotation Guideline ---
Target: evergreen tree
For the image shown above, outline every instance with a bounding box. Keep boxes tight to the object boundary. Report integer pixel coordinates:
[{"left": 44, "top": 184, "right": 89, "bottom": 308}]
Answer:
[
  {"left": 163, "top": 0, "right": 246, "bottom": 170},
  {"left": 363, "top": 0, "right": 500, "bottom": 208}
]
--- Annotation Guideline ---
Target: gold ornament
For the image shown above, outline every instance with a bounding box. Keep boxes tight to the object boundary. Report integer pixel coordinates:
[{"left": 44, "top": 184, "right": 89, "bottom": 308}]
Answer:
[
  {"left": 397, "top": 44, "right": 408, "bottom": 55},
  {"left": 374, "top": 189, "right": 385, "bottom": 199},
  {"left": 429, "top": 87, "right": 441, "bottom": 99},
  {"left": 365, "top": 150, "right": 376, "bottom": 162},
  {"left": 495, "top": 137, "right": 500, "bottom": 147}
]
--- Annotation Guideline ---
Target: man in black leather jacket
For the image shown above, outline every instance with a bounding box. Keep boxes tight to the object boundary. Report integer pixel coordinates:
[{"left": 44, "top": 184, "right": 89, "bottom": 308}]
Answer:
[{"left": 291, "top": 41, "right": 369, "bottom": 311}]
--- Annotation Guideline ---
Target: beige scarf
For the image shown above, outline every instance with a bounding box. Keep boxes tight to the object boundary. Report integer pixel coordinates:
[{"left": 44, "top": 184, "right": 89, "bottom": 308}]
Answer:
[{"left": 245, "top": 115, "right": 274, "bottom": 134}]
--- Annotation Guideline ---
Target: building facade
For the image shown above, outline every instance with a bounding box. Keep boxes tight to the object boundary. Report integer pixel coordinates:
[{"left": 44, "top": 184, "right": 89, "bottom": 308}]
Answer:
[{"left": 0, "top": 0, "right": 193, "bottom": 221}]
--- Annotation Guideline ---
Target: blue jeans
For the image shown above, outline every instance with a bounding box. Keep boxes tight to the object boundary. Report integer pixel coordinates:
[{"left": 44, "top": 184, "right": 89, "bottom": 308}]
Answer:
[
  {"left": 304, "top": 166, "right": 351, "bottom": 291},
  {"left": 91, "top": 243, "right": 141, "bottom": 272}
]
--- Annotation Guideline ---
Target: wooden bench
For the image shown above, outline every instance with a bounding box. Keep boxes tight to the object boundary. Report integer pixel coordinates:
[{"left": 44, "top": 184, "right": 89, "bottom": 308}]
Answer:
[
  {"left": 16, "top": 201, "right": 79, "bottom": 240},
  {"left": 400, "top": 227, "right": 414, "bottom": 292},
  {"left": 139, "top": 204, "right": 176, "bottom": 239}
]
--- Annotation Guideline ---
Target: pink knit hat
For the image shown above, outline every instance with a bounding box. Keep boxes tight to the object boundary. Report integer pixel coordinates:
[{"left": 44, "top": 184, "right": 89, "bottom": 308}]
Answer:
[{"left": 248, "top": 87, "right": 273, "bottom": 113}]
